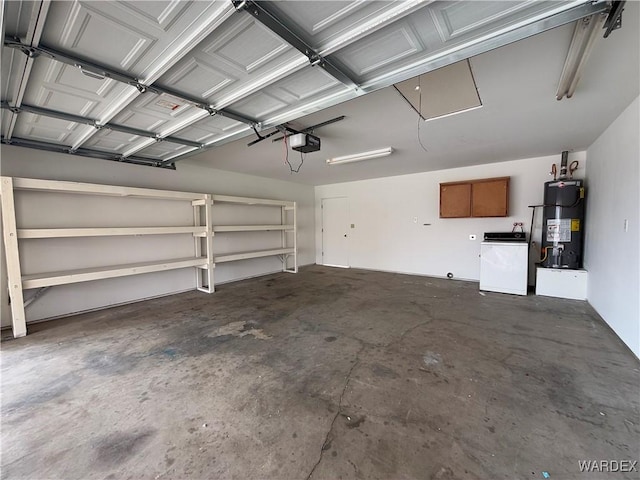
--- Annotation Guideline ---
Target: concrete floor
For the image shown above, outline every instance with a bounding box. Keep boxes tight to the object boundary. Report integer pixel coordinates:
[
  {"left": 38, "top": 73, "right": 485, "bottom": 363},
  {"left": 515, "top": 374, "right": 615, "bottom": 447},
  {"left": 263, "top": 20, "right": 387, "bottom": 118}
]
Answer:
[{"left": 1, "top": 266, "right": 638, "bottom": 480}]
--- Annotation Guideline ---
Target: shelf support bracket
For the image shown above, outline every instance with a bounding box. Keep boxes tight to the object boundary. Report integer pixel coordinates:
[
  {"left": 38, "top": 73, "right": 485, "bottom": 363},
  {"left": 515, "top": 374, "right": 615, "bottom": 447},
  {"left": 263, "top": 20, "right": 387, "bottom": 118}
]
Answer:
[{"left": 24, "top": 286, "right": 50, "bottom": 308}]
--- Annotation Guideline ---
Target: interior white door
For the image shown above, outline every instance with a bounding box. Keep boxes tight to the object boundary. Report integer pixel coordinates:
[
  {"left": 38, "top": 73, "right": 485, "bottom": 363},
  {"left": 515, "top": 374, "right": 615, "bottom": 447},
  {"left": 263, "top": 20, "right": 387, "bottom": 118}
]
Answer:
[{"left": 322, "top": 197, "right": 349, "bottom": 268}]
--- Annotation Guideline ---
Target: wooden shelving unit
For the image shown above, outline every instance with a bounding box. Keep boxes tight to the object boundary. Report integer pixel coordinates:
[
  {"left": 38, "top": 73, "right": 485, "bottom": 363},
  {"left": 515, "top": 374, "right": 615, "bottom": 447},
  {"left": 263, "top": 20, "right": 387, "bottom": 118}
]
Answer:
[
  {"left": 210, "top": 194, "right": 297, "bottom": 274},
  {"left": 0, "top": 176, "right": 297, "bottom": 338}
]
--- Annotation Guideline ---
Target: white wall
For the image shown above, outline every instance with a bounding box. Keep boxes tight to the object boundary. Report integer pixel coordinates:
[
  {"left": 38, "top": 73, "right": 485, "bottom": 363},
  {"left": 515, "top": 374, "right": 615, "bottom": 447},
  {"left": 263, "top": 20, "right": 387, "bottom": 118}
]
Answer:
[
  {"left": 0, "top": 146, "right": 315, "bottom": 326},
  {"left": 315, "top": 152, "right": 586, "bottom": 282},
  {"left": 585, "top": 96, "right": 639, "bottom": 358}
]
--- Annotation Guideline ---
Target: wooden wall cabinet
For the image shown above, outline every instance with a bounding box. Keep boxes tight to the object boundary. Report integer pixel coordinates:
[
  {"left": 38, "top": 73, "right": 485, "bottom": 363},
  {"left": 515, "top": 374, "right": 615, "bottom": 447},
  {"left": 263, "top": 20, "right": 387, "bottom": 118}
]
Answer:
[{"left": 440, "top": 176, "right": 509, "bottom": 218}]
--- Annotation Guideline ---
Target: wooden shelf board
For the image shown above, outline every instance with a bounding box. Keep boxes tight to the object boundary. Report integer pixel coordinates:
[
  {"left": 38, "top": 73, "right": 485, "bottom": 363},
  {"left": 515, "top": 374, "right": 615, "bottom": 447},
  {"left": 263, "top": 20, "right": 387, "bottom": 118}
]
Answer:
[
  {"left": 10, "top": 177, "right": 206, "bottom": 201},
  {"left": 17, "top": 226, "right": 205, "bottom": 238},
  {"left": 215, "top": 248, "right": 295, "bottom": 263},
  {"left": 22, "top": 257, "right": 208, "bottom": 289},
  {"left": 212, "top": 194, "right": 294, "bottom": 207},
  {"left": 213, "top": 224, "right": 294, "bottom": 232}
]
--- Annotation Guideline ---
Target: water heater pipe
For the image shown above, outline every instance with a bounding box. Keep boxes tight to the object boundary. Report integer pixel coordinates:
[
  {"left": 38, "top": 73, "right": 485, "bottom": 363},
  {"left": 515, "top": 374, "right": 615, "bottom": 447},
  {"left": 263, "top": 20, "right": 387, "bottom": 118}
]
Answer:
[{"left": 559, "top": 151, "right": 569, "bottom": 179}]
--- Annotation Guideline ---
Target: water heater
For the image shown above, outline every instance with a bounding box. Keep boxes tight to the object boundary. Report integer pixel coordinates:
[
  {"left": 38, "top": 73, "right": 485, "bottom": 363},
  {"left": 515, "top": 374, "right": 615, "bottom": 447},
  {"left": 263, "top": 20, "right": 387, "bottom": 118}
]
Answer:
[{"left": 541, "top": 173, "right": 585, "bottom": 269}]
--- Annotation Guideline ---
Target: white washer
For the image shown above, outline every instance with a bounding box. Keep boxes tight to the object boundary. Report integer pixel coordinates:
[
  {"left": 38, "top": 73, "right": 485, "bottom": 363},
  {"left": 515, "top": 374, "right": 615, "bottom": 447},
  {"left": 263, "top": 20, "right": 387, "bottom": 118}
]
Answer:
[{"left": 480, "top": 241, "right": 528, "bottom": 295}]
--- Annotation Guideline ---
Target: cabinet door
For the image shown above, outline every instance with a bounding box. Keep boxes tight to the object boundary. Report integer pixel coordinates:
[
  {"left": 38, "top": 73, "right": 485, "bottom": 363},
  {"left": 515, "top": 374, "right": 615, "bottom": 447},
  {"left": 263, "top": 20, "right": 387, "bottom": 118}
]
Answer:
[
  {"left": 472, "top": 177, "right": 509, "bottom": 217},
  {"left": 440, "top": 183, "right": 471, "bottom": 218}
]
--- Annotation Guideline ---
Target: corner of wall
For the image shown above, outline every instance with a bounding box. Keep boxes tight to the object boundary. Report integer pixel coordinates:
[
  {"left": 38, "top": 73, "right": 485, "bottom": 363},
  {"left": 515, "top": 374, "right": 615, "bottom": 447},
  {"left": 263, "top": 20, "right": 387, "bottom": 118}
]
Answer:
[{"left": 584, "top": 95, "right": 640, "bottom": 358}]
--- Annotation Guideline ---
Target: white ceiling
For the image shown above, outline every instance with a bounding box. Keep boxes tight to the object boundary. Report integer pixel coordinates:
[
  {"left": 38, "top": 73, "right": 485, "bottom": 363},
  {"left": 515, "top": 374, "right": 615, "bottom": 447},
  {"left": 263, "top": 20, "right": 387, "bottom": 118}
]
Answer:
[{"left": 1, "top": 1, "right": 638, "bottom": 185}]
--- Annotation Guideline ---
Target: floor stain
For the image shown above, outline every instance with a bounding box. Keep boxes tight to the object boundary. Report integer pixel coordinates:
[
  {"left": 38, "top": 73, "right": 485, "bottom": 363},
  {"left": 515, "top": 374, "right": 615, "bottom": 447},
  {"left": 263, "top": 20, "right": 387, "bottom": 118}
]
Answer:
[
  {"left": 93, "top": 429, "right": 155, "bottom": 467},
  {"left": 3, "top": 372, "right": 81, "bottom": 414},
  {"left": 343, "top": 414, "right": 366, "bottom": 429},
  {"left": 210, "top": 321, "right": 271, "bottom": 340},
  {"left": 84, "top": 351, "right": 141, "bottom": 376},
  {"left": 371, "top": 363, "right": 399, "bottom": 379},
  {"left": 431, "top": 466, "right": 455, "bottom": 479},
  {"left": 423, "top": 351, "right": 442, "bottom": 367},
  {"left": 162, "top": 348, "right": 177, "bottom": 359}
]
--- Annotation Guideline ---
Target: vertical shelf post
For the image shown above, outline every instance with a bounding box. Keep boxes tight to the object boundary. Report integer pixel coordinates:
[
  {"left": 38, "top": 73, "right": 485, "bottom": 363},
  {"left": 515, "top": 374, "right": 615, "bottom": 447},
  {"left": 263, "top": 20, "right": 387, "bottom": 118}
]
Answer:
[
  {"left": 282, "top": 202, "right": 297, "bottom": 274},
  {"left": 193, "top": 201, "right": 203, "bottom": 290},
  {"left": 281, "top": 205, "right": 286, "bottom": 272},
  {"left": 193, "top": 195, "right": 214, "bottom": 293},
  {"left": 204, "top": 195, "right": 214, "bottom": 292},
  {"left": 292, "top": 201, "right": 298, "bottom": 273},
  {"left": 0, "top": 177, "right": 27, "bottom": 337}
]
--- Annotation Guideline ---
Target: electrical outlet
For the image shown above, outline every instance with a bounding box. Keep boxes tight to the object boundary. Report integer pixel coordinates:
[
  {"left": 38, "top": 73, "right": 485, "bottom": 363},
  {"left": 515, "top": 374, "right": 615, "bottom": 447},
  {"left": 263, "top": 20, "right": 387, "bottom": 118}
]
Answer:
[
  {"left": 624, "top": 219, "right": 629, "bottom": 232},
  {"left": 413, "top": 217, "right": 418, "bottom": 223},
  {"left": 469, "top": 234, "right": 476, "bottom": 240}
]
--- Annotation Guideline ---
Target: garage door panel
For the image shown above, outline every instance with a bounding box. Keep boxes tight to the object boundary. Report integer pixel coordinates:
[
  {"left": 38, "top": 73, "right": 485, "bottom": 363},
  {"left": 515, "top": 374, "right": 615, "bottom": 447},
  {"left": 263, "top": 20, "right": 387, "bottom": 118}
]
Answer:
[
  {"left": 2, "top": 113, "right": 13, "bottom": 137},
  {"left": 340, "top": 24, "right": 425, "bottom": 77},
  {"left": 334, "top": 0, "right": 573, "bottom": 87},
  {"left": 46, "top": 1, "right": 156, "bottom": 72},
  {"left": 264, "top": 1, "right": 421, "bottom": 52},
  {"left": 46, "top": 62, "right": 119, "bottom": 98},
  {"left": 109, "top": 93, "right": 202, "bottom": 132},
  {"left": 40, "top": 1, "right": 221, "bottom": 78},
  {"left": 82, "top": 129, "right": 142, "bottom": 153},
  {"left": 230, "top": 92, "right": 289, "bottom": 120},
  {"left": 162, "top": 58, "right": 234, "bottom": 101},
  {"left": 157, "top": 13, "right": 305, "bottom": 106},
  {"left": 430, "top": 1, "right": 537, "bottom": 40},
  {"left": 21, "top": 57, "right": 134, "bottom": 120},
  {"left": 273, "top": 68, "right": 342, "bottom": 103},
  {"left": 176, "top": 116, "right": 246, "bottom": 144},
  {"left": 1, "top": 47, "right": 28, "bottom": 103},
  {"left": 3, "top": 0, "right": 40, "bottom": 38},
  {"left": 214, "top": 20, "right": 291, "bottom": 74},
  {"left": 228, "top": 68, "right": 353, "bottom": 123},
  {"left": 28, "top": 87, "right": 98, "bottom": 118},
  {"left": 115, "top": 1, "right": 191, "bottom": 30},
  {"left": 135, "top": 141, "right": 193, "bottom": 160},
  {"left": 12, "top": 112, "right": 83, "bottom": 144}
]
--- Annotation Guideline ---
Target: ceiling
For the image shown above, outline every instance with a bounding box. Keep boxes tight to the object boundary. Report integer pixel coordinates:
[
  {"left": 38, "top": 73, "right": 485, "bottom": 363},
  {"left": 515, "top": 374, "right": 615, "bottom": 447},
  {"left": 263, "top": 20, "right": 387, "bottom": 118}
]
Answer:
[{"left": 1, "top": 1, "right": 638, "bottom": 185}]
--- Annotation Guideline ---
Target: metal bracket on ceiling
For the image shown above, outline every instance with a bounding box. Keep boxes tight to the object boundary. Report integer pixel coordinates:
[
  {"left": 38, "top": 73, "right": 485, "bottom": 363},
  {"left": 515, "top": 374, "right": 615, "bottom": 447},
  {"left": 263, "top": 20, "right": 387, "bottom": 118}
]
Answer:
[
  {"left": 1, "top": 136, "right": 176, "bottom": 169},
  {"left": 232, "top": 0, "right": 360, "bottom": 91},
  {"left": 4, "top": 38, "right": 146, "bottom": 90},
  {"left": 5, "top": 37, "right": 40, "bottom": 58},
  {"left": 0, "top": 102, "right": 204, "bottom": 149},
  {"left": 603, "top": 0, "right": 625, "bottom": 38},
  {"left": 247, "top": 123, "right": 297, "bottom": 147},
  {"left": 3, "top": 37, "right": 259, "bottom": 128},
  {"left": 270, "top": 115, "right": 345, "bottom": 143}
]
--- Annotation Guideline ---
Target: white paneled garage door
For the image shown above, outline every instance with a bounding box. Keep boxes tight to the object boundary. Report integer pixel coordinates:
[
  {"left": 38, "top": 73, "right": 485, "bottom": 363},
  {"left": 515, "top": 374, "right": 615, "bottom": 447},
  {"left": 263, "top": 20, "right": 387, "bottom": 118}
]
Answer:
[{"left": 1, "top": 0, "right": 609, "bottom": 167}]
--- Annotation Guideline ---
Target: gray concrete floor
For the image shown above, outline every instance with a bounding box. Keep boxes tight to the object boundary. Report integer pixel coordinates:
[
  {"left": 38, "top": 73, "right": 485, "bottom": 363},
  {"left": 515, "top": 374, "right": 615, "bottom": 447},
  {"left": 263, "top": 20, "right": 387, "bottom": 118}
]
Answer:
[{"left": 1, "top": 266, "right": 638, "bottom": 480}]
